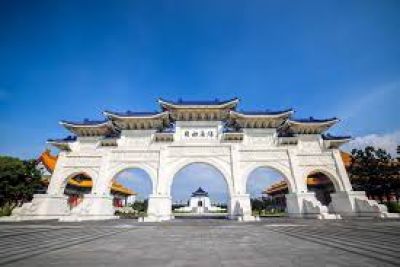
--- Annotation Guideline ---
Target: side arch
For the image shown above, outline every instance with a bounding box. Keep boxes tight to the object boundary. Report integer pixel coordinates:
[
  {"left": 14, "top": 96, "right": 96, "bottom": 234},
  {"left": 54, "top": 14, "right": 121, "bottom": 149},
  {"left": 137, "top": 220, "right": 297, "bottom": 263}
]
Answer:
[
  {"left": 302, "top": 166, "right": 343, "bottom": 192},
  {"left": 48, "top": 167, "right": 98, "bottom": 195},
  {"left": 241, "top": 162, "right": 297, "bottom": 194},
  {"left": 101, "top": 162, "right": 157, "bottom": 196},
  {"left": 164, "top": 157, "right": 234, "bottom": 197}
]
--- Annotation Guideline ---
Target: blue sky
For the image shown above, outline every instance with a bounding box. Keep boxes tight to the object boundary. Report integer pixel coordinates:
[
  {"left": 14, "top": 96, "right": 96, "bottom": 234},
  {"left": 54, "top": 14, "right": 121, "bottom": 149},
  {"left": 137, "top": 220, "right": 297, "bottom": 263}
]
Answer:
[{"left": 1, "top": 1, "right": 399, "bottom": 200}]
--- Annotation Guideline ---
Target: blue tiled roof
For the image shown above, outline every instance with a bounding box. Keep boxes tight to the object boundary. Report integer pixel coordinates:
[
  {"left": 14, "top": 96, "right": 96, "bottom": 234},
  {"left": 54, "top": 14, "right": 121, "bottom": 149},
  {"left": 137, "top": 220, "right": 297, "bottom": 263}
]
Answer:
[
  {"left": 223, "top": 124, "right": 243, "bottom": 133},
  {"left": 60, "top": 119, "right": 108, "bottom": 126},
  {"left": 157, "top": 127, "right": 175, "bottom": 133},
  {"left": 223, "top": 128, "right": 243, "bottom": 133},
  {"left": 103, "top": 132, "right": 120, "bottom": 139},
  {"left": 322, "top": 134, "right": 352, "bottom": 140},
  {"left": 238, "top": 108, "right": 293, "bottom": 115},
  {"left": 290, "top": 117, "right": 339, "bottom": 123},
  {"left": 105, "top": 110, "right": 161, "bottom": 117},
  {"left": 277, "top": 131, "right": 295, "bottom": 138},
  {"left": 191, "top": 187, "right": 208, "bottom": 197},
  {"left": 47, "top": 136, "right": 77, "bottom": 142},
  {"left": 159, "top": 97, "right": 239, "bottom": 106}
]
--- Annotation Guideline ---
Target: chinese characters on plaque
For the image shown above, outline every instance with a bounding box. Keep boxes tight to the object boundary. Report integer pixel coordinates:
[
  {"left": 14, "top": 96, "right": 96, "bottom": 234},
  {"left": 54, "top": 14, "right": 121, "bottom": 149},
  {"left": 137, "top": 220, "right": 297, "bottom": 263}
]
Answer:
[{"left": 183, "top": 129, "right": 216, "bottom": 139}]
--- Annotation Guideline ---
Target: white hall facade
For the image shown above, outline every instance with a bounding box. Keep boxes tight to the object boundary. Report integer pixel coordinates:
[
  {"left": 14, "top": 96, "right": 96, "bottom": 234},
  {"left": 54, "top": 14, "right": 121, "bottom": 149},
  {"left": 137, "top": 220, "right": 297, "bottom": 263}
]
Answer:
[
  {"left": 8, "top": 98, "right": 394, "bottom": 221},
  {"left": 174, "top": 187, "right": 225, "bottom": 214}
]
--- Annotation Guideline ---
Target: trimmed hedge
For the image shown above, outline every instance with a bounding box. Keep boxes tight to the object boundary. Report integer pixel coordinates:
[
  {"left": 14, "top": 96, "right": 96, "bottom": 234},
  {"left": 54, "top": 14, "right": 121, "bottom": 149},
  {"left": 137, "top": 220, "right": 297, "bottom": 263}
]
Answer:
[{"left": 386, "top": 202, "right": 400, "bottom": 213}]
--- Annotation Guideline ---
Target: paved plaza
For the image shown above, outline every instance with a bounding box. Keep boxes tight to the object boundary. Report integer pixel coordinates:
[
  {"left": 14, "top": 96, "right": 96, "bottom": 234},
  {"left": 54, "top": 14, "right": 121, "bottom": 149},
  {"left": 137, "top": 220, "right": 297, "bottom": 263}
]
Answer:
[{"left": 0, "top": 218, "right": 399, "bottom": 267}]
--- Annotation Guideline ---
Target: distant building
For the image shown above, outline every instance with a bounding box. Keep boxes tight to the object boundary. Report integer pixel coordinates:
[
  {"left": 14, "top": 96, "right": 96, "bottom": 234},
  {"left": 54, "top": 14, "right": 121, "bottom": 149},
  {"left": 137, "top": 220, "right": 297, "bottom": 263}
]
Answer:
[{"left": 174, "top": 187, "right": 225, "bottom": 214}]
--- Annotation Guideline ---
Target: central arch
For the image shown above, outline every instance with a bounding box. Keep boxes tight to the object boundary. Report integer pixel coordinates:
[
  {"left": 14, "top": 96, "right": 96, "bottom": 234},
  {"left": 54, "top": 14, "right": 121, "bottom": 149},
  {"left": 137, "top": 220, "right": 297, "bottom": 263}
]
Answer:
[
  {"left": 166, "top": 158, "right": 234, "bottom": 217},
  {"left": 165, "top": 158, "right": 234, "bottom": 197}
]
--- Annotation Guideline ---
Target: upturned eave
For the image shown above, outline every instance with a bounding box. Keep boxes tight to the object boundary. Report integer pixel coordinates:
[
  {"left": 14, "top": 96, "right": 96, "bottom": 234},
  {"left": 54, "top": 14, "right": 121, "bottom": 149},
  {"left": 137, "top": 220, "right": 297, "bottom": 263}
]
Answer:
[
  {"left": 282, "top": 118, "right": 340, "bottom": 134},
  {"left": 46, "top": 139, "right": 73, "bottom": 151},
  {"left": 59, "top": 120, "right": 114, "bottom": 137},
  {"left": 103, "top": 111, "right": 170, "bottom": 120},
  {"left": 230, "top": 109, "right": 294, "bottom": 119},
  {"left": 158, "top": 98, "right": 239, "bottom": 110},
  {"left": 323, "top": 136, "right": 352, "bottom": 148}
]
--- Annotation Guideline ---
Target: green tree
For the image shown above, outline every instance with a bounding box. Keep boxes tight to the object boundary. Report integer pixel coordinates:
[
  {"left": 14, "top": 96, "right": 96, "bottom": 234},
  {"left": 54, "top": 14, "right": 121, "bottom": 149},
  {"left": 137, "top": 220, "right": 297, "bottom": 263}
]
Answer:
[
  {"left": 251, "top": 198, "right": 264, "bottom": 215},
  {"left": 349, "top": 146, "right": 400, "bottom": 203},
  {"left": 0, "top": 156, "right": 42, "bottom": 211},
  {"left": 131, "top": 199, "right": 148, "bottom": 213}
]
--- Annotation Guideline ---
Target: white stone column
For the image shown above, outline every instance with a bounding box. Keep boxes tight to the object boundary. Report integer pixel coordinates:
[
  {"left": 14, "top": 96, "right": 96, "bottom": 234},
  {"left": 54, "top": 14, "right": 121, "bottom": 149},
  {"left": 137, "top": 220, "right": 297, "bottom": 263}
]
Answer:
[
  {"left": 145, "top": 194, "right": 173, "bottom": 222},
  {"left": 286, "top": 193, "right": 340, "bottom": 219},
  {"left": 143, "top": 147, "right": 173, "bottom": 222},
  {"left": 286, "top": 149, "right": 308, "bottom": 217},
  {"left": 287, "top": 149, "right": 306, "bottom": 194},
  {"left": 229, "top": 194, "right": 256, "bottom": 221},
  {"left": 332, "top": 149, "right": 352, "bottom": 191},
  {"left": 60, "top": 194, "right": 117, "bottom": 222},
  {"left": 229, "top": 145, "right": 255, "bottom": 221},
  {"left": 46, "top": 151, "right": 68, "bottom": 195},
  {"left": 2, "top": 194, "right": 70, "bottom": 221},
  {"left": 330, "top": 191, "right": 398, "bottom": 218}
]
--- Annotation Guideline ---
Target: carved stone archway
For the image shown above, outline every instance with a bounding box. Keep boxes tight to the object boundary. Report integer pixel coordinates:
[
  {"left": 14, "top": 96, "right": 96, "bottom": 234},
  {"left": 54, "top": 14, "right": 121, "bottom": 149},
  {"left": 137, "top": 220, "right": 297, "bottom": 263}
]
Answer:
[{"left": 8, "top": 98, "right": 395, "bottom": 222}]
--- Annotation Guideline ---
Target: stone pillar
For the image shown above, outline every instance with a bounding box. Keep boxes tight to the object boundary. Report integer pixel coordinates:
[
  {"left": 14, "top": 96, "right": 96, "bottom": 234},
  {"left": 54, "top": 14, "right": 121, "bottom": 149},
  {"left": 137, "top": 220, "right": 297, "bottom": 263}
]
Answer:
[
  {"left": 141, "top": 147, "right": 173, "bottom": 222},
  {"left": 287, "top": 149, "right": 306, "bottom": 193},
  {"left": 286, "top": 193, "right": 340, "bottom": 219},
  {"left": 46, "top": 152, "right": 68, "bottom": 195},
  {"left": 332, "top": 149, "right": 352, "bottom": 191},
  {"left": 60, "top": 194, "right": 117, "bottom": 222},
  {"left": 144, "top": 194, "right": 173, "bottom": 222},
  {"left": 330, "top": 191, "right": 398, "bottom": 218},
  {"left": 229, "top": 145, "right": 255, "bottom": 221},
  {"left": 229, "top": 194, "right": 256, "bottom": 221},
  {"left": 330, "top": 191, "right": 359, "bottom": 217},
  {"left": 2, "top": 194, "right": 70, "bottom": 221}
]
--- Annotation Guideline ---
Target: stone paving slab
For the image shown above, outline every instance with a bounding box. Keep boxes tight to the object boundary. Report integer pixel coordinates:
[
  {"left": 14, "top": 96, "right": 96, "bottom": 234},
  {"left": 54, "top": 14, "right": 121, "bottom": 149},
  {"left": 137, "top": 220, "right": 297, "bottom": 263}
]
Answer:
[{"left": 0, "top": 218, "right": 399, "bottom": 266}]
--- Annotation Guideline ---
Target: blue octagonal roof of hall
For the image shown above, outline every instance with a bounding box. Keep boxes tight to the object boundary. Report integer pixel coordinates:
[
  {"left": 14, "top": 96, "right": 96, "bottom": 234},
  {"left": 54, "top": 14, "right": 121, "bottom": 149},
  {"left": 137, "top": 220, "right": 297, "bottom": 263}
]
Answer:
[{"left": 191, "top": 187, "right": 209, "bottom": 197}]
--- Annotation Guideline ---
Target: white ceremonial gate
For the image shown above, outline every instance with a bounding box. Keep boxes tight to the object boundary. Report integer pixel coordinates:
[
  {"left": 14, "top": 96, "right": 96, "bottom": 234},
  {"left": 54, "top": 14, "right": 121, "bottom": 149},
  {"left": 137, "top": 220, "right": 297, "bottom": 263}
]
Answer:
[{"left": 7, "top": 98, "right": 395, "bottom": 222}]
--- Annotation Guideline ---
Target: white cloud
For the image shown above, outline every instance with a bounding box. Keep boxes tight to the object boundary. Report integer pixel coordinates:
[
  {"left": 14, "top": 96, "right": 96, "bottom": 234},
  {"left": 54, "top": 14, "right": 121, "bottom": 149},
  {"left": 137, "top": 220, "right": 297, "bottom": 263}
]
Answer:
[{"left": 343, "top": 130, "right": 400, "bottom": 157}]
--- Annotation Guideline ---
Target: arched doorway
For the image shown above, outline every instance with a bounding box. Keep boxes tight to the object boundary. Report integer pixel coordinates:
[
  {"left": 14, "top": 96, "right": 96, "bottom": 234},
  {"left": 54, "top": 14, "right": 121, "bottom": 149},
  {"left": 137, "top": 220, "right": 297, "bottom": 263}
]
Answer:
[
  {"left": 306, "top": 172, "right": 336, "bottom": 206},
  {"left": 63, "top": 173, "right": 93, "bottom": 210},
  {"left": 171, "top": 163, "right": 230, "bottom": 218},
  {"left": 246, "top": 167, "right": 290, "bottom": 217},
  {"left": 110, "top": 168, "right": 153, "bottom": 219}
]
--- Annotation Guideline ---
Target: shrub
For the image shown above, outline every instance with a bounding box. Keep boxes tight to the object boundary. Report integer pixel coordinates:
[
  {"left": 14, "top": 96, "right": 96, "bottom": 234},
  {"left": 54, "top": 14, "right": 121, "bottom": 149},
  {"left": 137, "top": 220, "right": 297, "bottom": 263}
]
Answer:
[
  {"left": 0, "top": 204, "right": 13, "bottom": 217},
  {"left": 386, "top": 202, "right": 400, "bottom": 213}
]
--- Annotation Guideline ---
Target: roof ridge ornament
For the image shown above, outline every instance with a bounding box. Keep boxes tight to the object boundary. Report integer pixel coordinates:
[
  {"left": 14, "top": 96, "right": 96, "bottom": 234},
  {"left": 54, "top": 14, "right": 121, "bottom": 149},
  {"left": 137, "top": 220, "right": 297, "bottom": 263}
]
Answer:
[{"left": 158, "top": 97, "right": 239, "bottom": 107}]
